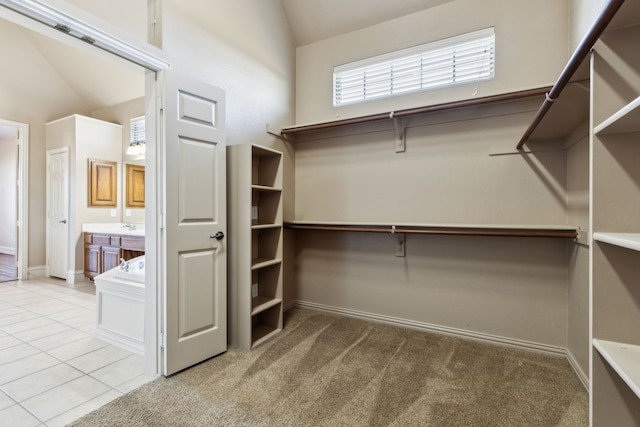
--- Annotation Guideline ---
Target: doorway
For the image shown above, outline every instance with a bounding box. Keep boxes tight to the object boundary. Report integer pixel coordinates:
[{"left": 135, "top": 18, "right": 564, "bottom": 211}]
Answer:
[
  {"left": 0, "top": 2, "right": 165, "bottom": 376},
  {"left": 0, "top": 119, "right": 28, "bottom": 282}
]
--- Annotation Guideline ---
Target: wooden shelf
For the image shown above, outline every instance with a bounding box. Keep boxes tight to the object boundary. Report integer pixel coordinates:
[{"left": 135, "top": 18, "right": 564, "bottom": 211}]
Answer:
[
  {"left": 251, "top": 184, "right": 282, "bottom": 192},
  {"left": 251, "top": 297, "right": 282, "bottom": 316},
  {"left": 285, "top": 221, "right": 578, "bottom": 239},
  {"left": 251, "top": 223, "right": 282, "bottom": 230},
  {"left": 280, "top": 87, "right": 550, "bottom": 136},
  {"left": 594, "top": 232, "right": 640, "bottom": 251},
  {"left": 251, "top": 258, "right": 282, "bottom": 270},
  {"left": 593, "top": 339, "right": 640, "bottom": 399},
  {"left": 595, "top": 96, "right": 640, "bottom": 135}
]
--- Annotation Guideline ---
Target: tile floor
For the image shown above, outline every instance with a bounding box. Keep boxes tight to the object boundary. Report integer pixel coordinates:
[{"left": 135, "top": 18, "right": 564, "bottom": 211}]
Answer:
[{"left": 0, "top": 277, "right": 154, "bottom": 426}]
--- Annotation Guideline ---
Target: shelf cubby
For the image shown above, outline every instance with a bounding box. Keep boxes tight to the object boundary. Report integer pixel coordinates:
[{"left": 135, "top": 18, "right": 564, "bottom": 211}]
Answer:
[
  {"left": 229, "top": 143, "right": 284, "bottom": 351},
  {"left": 251, "top": 302, "right": 282, "bottom": 348},
  {"left": 251, "top": 187, "right": 282, "bottom": 226}
]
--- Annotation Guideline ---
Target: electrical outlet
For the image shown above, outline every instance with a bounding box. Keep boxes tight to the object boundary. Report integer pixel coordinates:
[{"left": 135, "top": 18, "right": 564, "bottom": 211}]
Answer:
[
  {"left": 110, "top": 209, "right": 117, "bottom": 217},
  {"left": 125, "top": 209, "right": 132, "bottom": 217},
  {"left": 251, "top": 206, "right": 258, "bottom": 220},
  {"left": 251, "top": 283, "right": 258, "bottom": 298}
]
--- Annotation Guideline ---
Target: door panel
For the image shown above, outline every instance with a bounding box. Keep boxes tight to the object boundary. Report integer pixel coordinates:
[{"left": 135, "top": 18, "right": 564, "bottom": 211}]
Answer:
[
  {"left": 163, "top": 71, "right": 227, "bottom": 375},
  {"left": 46, "top": 149, "right": 69, "bottom": 280}
]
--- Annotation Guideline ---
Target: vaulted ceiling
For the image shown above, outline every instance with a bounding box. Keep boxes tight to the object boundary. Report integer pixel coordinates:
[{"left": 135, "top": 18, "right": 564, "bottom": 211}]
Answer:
[
  {"left": 280, "top": 0, "right": 454, "bottom": 46},
  {"left": 3, "top": 1, "right": 454, "bottom": 114}
]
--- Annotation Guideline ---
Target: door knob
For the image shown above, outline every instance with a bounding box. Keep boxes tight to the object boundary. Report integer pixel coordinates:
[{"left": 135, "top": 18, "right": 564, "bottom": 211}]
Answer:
[
  {"left": 211, "top": 231, "right": 224, "bottom": 240},
  {"left": 59, "top": 219, "right": 67, "bottom": 224}
]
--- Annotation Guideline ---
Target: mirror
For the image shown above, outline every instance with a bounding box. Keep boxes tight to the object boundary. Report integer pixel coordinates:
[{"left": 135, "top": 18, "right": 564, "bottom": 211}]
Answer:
[
  {"left": 126, "top": 163, "right": 145, "bottom": 207},
  {"left": 123, "top": 161, "right": 145, "bottom": 222}
]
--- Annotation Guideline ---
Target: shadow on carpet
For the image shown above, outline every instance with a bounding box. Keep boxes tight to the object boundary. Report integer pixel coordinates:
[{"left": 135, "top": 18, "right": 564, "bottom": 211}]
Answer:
[{"left": 70, "top": 308, "right": 588, "bottom": 426}]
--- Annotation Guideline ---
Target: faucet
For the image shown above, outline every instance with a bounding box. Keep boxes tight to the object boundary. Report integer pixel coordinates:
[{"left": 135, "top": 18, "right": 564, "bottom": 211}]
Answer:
[
  {"left": 119, "top": 258, "right": 130, "bottom": 271},
  {"left": 123, "top": 223, "right": 136, "bottom": 231}
]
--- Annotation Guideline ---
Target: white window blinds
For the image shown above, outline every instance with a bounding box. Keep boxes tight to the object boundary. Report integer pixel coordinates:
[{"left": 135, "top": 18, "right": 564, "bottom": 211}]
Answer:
[
  {"left": 333, "top": 28, "right": 495, "bottom": 106},
  {"left": 130, "top": 116, "right": 145, "bottom": 144}
]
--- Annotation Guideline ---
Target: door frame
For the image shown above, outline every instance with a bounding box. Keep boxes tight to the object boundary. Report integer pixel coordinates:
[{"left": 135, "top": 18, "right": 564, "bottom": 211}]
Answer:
[
  {"left": 0, "top": 119, "right": 28, "bottom": 281},
  {"left": 0, "top": 1, "right": 170, "bottom": 376}
]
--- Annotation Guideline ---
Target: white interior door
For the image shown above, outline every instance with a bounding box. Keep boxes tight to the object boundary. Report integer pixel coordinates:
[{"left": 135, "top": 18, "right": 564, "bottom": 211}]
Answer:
[
  {"left": 46, "top": 148, "right": 69, "bottom": 280},
  {"left": 162, "top": 71, "right": 227, "bottom": 375}
]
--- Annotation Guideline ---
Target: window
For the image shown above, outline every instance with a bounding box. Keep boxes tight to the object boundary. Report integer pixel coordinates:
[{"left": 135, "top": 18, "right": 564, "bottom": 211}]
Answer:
[
  {"left": 130, "top": 116, "right": 145, "bottom": 144},
  {"left": 127, "top": 116, "right": 145, "bottom": 156},
  {"left": 333, "top": 28, "right": 495, "bottom": 106}
]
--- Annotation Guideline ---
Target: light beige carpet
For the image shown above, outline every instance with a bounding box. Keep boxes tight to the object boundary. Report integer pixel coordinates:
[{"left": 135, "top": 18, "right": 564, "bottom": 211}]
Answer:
[{"left": 71, "top": 308, "right": 588, "bottom": 426}]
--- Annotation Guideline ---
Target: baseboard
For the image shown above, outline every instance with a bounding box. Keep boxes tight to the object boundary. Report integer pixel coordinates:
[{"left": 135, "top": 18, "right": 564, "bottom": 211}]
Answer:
[
  {"left": 0, "top": 246, "right": 16, "bottom": 255},
  {"left": 294, "top": 300, "right": 567, "bottom": 357},
  {"left": 67, "top": 270, "right": 85, "bottom": 285},
  {"left": 28, "top": 265, "right": 46, "bottom": 278},
  {"left": 565, "top": 349, "right": 589, "bottom": 391}
]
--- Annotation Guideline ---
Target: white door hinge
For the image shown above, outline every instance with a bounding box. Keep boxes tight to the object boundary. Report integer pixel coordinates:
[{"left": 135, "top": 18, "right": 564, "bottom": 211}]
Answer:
[{"left": 160, "top": 332, "right": 166, "bottom": 349}]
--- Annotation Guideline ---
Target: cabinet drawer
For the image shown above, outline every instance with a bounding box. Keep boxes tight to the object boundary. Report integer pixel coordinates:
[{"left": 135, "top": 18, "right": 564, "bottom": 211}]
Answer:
[
  {"left": 110, "top": 236, "right": 121, "bottom": 246},
  {"left": 121, "top": 236, "right": 145, "bottom": 251},
  {"left": 92, "top": 234, "right": 111, "bottom": 246}
]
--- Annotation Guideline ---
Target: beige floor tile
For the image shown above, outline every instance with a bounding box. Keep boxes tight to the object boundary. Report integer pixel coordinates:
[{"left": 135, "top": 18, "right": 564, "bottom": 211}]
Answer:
[
  {"left": 0, "top": 311, "right": 40, "bottom": 327},
  {"left": 29, "top": 329, "right": 90, "bottom": 352},
  {"left": 45, "top": 337, "right": 110, "bottom": 361},
  {"left": 0, "top": 389, "right": 15, "bottom": 410},
  {"left": 0, "top": 335, "right": 23, "bottom": 350},
  {"left": 76, "top": 323, "right": 96, "bottom": 335},
  {"left": 1, "top": 294, "right": 51, "bottom": 307},
  {"left": 21, "top": 300, "right": 79, "bottom": 316},
  {"left": 1, "top": 363, "right": 84, "bottom": 402},
  {"left": 21, "top": 375, "right": 111, "bottom": 422},
  {"left": 1, "top": 317, "right": 55, "bottom": 335},
  {"left": 0, "top": 306, "right": 28, "bottom": 319},
  {"left": 0, "top": 343, "right": 41, "bottom": 365},
  {"left": 46, "top": 307, "right": 93, "bottom": 322},
  {"left": 115, "top": 372, "right": 156, "bottom": 394},
  {"left": 0, "top": 352, "right": 60, "bottom": 385},
  {"left": 67, "top": 345, "right": 132, "bottom": 374},
  {"left": 0, "top": 404, "right": 42, "bottom": 427},
  {"left": 44, "top": 389, "right": 121, "bottom": 427},
  {"left": 13, "top": 323, "right": 71, "bottom": 343},
  {"left": 89, "top": 354, "right": 145, "bottom": 388},
  {"left": 58, "top": 313, "right": 95, "bottom": 329}
]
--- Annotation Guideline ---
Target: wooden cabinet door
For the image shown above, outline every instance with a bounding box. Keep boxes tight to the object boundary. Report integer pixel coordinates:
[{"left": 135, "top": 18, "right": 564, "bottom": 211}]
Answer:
[
  {"left": 84, "top": 244, "right": 101, "bottom": 279},
  {"left": 101, "top": 246, "right": 121, "bottom": 272}
]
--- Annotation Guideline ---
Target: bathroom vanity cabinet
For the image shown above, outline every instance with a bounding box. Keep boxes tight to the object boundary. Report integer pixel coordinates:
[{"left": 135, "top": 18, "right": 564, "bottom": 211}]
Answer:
[{"left": 84, "top": 232, "right": 145, "bottom": 279}]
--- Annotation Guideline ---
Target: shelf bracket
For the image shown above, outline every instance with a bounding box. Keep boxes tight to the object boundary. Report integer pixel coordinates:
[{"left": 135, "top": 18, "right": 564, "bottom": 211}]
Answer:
[
  {"left": 266, "top": 123, "right": 287, "bottom": 141},
  {"left": 392, "top": 114, "right": 405, "bottom": 153},
  {"left": 392, "top": 226, "right": 406, "bottom": 257}
]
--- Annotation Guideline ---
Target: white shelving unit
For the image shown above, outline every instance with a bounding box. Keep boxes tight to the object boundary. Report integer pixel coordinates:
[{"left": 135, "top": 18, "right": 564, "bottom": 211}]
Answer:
[
  {"left": 228, "top": 143, "right": 284, "bottom": 350},
  {"left": 591, "top": 8, "right": 640, "bottom": 424},
  {"left": 593, "top": 339, "right": 640, "bottom": 399}
]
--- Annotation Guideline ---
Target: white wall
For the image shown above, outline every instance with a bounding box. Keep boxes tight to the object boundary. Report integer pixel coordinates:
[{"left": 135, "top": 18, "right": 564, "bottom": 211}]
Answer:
[
  {"left": 0, "top": 133, "right": 18, "bottom": 254},
  {"left": 570, "top": 0, "right": 608, "bottom": 51},
  {"left": 295, "top": 0, "right": 570, "bottom": 124},
  {"left": 160, "top": 0, "right": 296, "bottom": 219}
]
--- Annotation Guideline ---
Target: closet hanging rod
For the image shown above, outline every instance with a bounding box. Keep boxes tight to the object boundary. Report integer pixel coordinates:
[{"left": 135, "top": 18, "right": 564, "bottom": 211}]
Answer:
[
  {"left": 284, "top": 222, "right": 578, "bottom": 239},
  {"left": 516, "top": 0, "right": 626, "bottom": 149}
]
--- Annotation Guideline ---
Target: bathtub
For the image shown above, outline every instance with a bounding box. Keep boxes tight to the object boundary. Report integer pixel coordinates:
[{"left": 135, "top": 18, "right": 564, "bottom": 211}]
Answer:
[{"left": 94, "top": 256, "right": 145, "bottom": 355}]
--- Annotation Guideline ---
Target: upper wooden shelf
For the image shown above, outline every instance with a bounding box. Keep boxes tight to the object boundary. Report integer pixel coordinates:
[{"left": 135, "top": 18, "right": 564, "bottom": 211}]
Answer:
[
  {"left": 280, "top": 87, "right": 550, "bottom": 136},
  {"left": 285, "top": 221, "right": 578, "bottom": 239}
]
